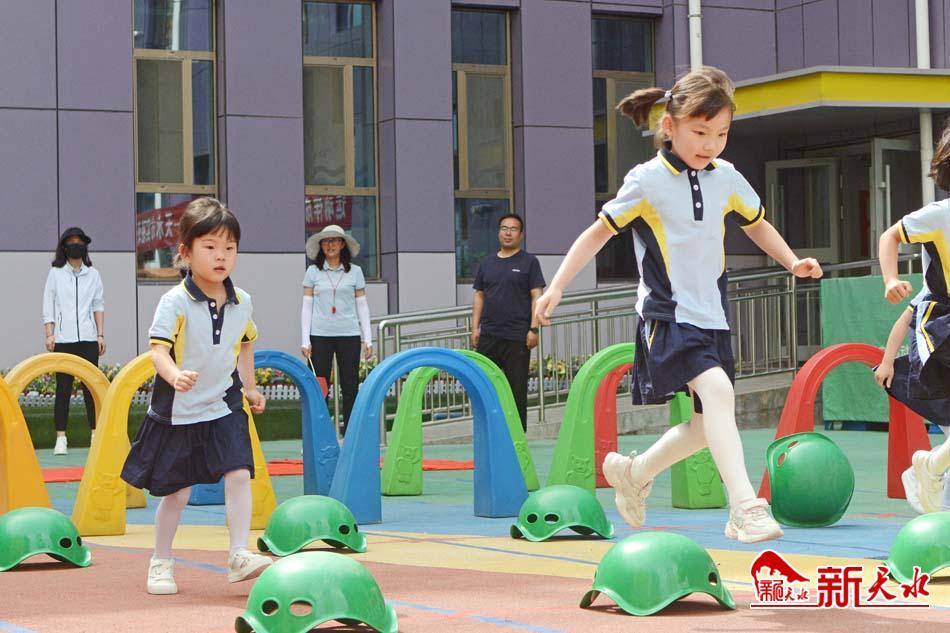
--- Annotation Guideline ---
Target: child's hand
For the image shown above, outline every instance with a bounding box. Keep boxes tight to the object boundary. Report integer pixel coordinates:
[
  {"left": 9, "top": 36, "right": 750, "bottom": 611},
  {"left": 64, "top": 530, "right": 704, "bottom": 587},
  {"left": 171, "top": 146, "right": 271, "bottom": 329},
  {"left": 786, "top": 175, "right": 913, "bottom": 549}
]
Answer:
[
  {"left": 874, "top": 362, "right": 895, "bottom": 388},
  {"left": 884, "top": 279, "right": 913, "bottom": 304},
  {"left": 246, "top": 389, "right": 266, "bottom": 414},
  {"left": 535, "top": 288, "right": 563, "bottom": 326},
  {"left": 791, "top": 258, "right": 823, "bottom": 278},
  {"left": 173, "top": 370, "right": 198, "bottom": 392}
]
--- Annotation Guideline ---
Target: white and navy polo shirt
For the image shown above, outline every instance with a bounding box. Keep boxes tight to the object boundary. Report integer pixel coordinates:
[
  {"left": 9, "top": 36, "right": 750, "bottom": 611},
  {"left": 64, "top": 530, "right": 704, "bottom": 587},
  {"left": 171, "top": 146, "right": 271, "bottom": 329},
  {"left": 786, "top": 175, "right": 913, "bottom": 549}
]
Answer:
[
  {"left": 898, "top": 199, "right": 950, "bottom": 302},
  {"left": 598, "top": 146, "right": 764, "bottom": 330},
  {"left": 147, "top": 274, "right": 258, "bottom": 425}
]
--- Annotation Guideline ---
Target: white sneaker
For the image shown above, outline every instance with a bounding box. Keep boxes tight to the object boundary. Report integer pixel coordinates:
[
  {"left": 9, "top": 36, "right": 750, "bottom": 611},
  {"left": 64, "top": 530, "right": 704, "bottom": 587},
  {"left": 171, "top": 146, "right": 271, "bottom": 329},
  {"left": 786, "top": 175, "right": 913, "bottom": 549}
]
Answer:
[
  {"left": 228, "top": 549, "right": 272, "bottom": 583},
  {"left": 902, "top": 467, "right": 925, "bottom": 514},
  {"left": 725, "top": 498, "right": 784, "bottom": 543},
  {"left": 912, "top": 450, "right": 945, "bottom": 513},
  {"left": 53, "top": 435, "right": 68, "bottom": 456},
  {"left": 602, "top": 450, "right": 653, "bottom": 528},
  {"left": 147, "top": 557, "right": 178, "bottom": 595}
]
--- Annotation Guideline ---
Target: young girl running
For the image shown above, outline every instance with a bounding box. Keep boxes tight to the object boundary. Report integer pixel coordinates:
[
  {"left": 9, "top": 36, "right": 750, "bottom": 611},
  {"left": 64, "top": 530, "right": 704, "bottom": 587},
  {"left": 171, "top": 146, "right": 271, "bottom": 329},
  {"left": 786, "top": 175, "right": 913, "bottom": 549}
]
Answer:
[
  {"left": 878, "top": 119, "right": 950, "bottom": 513},
  {"left": 121, "top": 198, "right": 272, "bottom": 594},
  {"left": 535, "top": 66, "right": 822, "bottom": 543}
]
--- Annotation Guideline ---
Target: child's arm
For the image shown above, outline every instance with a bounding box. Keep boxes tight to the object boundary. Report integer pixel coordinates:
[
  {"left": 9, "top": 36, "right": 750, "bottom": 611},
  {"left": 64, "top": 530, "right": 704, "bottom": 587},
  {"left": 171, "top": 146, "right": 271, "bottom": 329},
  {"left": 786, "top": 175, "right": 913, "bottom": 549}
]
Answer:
[
  {"left": 534, "top": 220, "right": 613, "bottom": 325},
  {"left": 742, "top": 219, "right": 823, "bottom": 278},
  {"left": 150, "top": 344, "right": 197, "bottom": 392},
  {"left": 879, "top": 223, "right": 914, "bottom": 303},
  {"left": 874, "top": 307, "right": 913, "bottom": 388},
  {"left": 239, "top": 340, "right": 266, "bottom": 414}
]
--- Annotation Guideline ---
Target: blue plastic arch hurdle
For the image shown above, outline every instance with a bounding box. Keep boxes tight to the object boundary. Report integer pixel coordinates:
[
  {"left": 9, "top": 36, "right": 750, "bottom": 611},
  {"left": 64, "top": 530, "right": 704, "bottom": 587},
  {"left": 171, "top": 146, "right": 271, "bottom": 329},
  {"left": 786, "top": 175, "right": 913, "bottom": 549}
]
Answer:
[
  {"left": 188, "top": 349, "right": 338, "bottom": 505},
  {"left": 328, "top": 347, "right": 528, "bottom": 524}
]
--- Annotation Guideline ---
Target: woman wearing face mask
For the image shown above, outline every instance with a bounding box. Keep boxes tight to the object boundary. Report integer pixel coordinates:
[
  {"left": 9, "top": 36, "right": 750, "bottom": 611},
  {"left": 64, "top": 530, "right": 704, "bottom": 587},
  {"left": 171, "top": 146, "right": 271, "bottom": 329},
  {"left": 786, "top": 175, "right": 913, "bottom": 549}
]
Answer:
[{"left": 42, "top": 227, "right": 106, "bottom": 455}]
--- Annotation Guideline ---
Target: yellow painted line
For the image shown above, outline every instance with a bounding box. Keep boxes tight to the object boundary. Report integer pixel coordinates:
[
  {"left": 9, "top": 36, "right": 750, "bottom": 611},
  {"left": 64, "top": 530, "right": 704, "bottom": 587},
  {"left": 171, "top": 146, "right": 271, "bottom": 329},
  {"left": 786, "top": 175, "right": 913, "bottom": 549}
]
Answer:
[{"left": 86, "top": 526, "right": 949, "bottom": 607}]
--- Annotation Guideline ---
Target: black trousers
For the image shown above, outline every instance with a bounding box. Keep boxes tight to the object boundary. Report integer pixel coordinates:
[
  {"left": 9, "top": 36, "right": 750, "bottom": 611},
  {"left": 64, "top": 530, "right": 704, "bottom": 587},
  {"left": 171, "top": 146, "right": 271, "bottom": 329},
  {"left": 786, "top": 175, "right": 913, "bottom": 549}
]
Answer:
[
  {"left": 477, "top": 333, "right": 530, "bottom": 431},
  {"left": 53, "top": 341, "right": 99, "bottom": 432},
  {"left": 310, "top": 335, "right": 362, "bottom": 436}
]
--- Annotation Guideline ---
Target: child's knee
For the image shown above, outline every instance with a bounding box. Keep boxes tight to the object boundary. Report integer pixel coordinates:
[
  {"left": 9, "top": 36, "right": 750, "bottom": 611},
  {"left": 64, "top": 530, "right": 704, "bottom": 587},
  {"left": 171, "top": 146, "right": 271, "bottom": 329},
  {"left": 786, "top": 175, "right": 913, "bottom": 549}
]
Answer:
[
  {"left": 224, "top": 468, "right": 251, "bottom": 485},
  {"left": 167, "top": 486, "right": 192, "bottom": 506}
]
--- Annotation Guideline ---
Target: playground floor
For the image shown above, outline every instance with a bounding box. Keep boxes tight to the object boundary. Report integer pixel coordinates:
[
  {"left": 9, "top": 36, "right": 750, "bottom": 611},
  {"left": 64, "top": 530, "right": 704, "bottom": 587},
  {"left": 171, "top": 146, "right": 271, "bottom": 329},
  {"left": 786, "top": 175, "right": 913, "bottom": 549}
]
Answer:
[{"left": 1, "top": 428, "right": 948, "bottom": 632}]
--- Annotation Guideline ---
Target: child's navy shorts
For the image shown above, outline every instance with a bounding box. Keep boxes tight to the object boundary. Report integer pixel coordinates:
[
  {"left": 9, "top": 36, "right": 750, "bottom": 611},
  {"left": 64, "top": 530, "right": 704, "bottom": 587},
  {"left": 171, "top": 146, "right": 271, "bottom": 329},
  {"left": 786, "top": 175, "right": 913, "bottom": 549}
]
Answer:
[
  {"left": 121, "top": 408, "right": 255, "bottom": 497},
  {"left": 903, "top": 298, "right": 950, "bottom": 400},
  {"left": 631, "top": 317, "right": 735, "bottom": 414},
  {"left": 885, "top": 355, "right": 950, "bottom": 426}
]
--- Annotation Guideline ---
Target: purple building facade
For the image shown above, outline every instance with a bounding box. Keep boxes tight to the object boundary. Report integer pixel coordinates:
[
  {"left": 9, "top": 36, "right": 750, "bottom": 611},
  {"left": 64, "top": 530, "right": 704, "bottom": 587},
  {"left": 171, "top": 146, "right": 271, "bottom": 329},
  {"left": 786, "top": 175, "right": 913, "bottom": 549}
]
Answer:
[{"left": 2, "top": 0, "right": 950, "bottom": 367}]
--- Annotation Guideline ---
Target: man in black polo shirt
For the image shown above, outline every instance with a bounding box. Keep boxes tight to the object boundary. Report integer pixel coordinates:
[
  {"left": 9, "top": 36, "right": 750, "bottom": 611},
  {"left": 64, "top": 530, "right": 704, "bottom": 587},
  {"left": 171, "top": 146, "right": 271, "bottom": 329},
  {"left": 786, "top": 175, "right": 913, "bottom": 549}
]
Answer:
[{"left": 471, "top": 213, "right": 546, "bottom": 431}]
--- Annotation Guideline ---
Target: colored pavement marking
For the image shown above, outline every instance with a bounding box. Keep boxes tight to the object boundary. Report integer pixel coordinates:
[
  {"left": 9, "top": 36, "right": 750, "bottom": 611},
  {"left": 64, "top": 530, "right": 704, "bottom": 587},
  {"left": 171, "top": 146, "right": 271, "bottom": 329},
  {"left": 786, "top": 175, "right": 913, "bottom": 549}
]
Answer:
[
  {"left": 84, "top": 525, "right": 950, "bottom": 608},
  {"left": 0, "top": 623, "right": 36, "bottom": 633}
]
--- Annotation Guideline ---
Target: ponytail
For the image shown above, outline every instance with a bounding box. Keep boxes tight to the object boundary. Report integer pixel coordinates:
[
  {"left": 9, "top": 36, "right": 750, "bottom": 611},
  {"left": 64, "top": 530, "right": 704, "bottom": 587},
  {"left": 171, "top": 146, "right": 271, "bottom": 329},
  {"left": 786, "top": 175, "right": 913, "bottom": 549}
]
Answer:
[{"left": 616, "top": 66, "right": 736, "bottom": 149}]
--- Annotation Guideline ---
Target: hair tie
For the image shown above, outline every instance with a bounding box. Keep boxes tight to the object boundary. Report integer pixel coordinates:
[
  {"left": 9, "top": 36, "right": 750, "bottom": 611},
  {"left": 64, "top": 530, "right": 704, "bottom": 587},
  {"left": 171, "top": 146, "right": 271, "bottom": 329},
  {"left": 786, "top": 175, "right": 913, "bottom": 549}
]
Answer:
[{"left": 664, "top": 90, "right": 672, "bottom": 100}]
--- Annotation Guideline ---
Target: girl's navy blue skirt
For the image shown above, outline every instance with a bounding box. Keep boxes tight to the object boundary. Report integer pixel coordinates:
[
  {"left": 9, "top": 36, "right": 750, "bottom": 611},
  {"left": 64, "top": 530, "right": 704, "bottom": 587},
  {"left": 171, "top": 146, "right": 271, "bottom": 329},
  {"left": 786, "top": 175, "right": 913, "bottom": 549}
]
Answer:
[
  {"left": 121, "top": 408, "right": 255, "bottom": 497},
  {"left": 632, "top": 317, "right": 735, "bottom": 414}
]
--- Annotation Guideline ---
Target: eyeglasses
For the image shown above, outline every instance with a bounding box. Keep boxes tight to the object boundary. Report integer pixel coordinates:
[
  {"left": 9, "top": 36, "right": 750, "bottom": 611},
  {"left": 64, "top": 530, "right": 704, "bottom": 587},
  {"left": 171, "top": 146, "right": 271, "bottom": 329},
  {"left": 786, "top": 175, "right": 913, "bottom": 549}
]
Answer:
[{"left": 499, "top": 226, "right": 521, "bottom": 234}]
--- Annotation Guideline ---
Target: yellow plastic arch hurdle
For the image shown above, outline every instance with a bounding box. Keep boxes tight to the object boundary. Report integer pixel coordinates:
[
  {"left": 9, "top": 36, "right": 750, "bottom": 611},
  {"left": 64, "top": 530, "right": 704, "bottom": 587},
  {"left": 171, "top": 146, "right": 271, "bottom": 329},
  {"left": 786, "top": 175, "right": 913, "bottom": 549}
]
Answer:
[
  {"left": 2, "top": 352, "right": 146, "bottom": 510},
  {"left": 72, "top": 352, "right": 277, "bottom": 536},
  {"left": 0, "top": 375, "right": 51, "bottom": 513}
]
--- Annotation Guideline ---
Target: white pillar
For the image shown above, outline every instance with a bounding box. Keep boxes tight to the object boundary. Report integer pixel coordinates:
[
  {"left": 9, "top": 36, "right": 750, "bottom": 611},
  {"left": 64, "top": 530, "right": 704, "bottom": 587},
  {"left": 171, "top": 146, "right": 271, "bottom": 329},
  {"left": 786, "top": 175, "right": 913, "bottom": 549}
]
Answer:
[
  {"left": 917, "top": 0, "right": 935, "bottom": 204},
  {"left": 688, "top": 0, "right": 702, "bottom": 71}
]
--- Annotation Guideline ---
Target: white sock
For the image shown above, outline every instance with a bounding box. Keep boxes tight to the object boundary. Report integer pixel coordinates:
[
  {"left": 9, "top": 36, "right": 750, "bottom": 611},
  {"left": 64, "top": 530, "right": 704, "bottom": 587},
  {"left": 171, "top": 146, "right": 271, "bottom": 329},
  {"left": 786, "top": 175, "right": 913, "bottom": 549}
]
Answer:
[
  {"left": 225, "top": 469, "right": 253, "bottom": 558},
  {"left": 926, "top": 435, "right": 950, "bottom": 476},
  {"left": 688, "top": 367, "right": 757, "bottom": 509},
  {"left": 154, "top": 487, "right": 191, "bottom": 560},
  {"left": 635, "top": 412, "right": 707, "bottom": 480}
]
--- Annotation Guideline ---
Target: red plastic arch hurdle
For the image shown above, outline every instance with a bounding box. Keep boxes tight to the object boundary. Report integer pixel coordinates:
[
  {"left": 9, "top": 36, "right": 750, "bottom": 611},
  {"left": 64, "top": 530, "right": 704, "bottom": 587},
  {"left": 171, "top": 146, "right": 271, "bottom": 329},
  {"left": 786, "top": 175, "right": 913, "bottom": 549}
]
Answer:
[
  {"left": 594, "top": 363, "right": 633, "bottom": 487},
  {"left": 757, "top": 343, "right": 931, "bottom": 500}
]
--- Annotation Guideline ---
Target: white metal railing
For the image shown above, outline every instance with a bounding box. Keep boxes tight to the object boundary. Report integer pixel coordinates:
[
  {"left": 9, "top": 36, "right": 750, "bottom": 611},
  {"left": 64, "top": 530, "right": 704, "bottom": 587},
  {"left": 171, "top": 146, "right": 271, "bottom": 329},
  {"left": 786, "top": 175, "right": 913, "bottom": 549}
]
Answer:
[{"left": 356, "top": 255, "right": 922, "bottom": 442}]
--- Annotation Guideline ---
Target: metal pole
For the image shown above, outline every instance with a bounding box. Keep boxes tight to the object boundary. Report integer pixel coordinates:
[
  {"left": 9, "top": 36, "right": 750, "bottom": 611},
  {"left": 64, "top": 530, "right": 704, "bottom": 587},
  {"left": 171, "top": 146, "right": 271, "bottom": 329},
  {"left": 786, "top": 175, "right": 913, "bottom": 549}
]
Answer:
[
  {"left": 537, "top": 326, "right": 545, "bottom": 423},
  {"left": 789, "top": 275, "right": 798, "bottom": 369}
]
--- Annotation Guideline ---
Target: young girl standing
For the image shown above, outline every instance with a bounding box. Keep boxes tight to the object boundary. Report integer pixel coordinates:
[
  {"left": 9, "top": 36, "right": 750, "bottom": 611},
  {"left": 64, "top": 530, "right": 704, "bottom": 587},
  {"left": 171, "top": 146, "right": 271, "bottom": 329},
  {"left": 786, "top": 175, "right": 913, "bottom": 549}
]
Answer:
[
  {"left": 121, "top": 198, "right": 272, "bottom": 594},
  {"left": 878, "top": 119, "right": 950, "bottom": 513},
  {"left": 43, "top": 227, "right": 107, "bottom": 455},
  {"left": 535, "top": 67, "right": 822, "bottom": 543}
]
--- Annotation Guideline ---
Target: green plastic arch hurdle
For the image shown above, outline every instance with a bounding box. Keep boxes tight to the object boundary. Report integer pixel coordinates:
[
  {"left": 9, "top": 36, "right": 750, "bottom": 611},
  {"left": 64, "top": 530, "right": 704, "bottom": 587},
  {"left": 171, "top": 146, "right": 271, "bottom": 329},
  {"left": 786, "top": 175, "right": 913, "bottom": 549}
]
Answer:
[{"left": 381, "top": 350, "right": 539, "bottom": 495}]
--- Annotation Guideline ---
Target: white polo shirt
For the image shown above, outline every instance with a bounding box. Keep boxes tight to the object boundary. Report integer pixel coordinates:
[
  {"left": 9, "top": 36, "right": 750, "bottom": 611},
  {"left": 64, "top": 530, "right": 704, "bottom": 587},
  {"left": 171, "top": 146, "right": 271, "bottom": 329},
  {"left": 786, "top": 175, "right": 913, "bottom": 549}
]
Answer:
[
  {"left": 898, "top": 199, "right": 950, "bottom": 302},
  {"left": 598, "top": 146, "right": 764, "bottom": 330},
  {"left": 147, "top": 274, "right": 258, "bottom": 425},
  {"left": 303, "top": 263, "right": 366, "bottom": 338}
]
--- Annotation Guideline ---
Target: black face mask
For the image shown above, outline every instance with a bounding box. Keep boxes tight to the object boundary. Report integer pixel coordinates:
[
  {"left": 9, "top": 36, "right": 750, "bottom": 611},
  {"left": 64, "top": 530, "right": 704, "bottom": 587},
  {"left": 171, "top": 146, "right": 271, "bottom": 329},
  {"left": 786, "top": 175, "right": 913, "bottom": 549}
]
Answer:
[{"left": 65, "top": 243, "right": 87, "bottom": 260}]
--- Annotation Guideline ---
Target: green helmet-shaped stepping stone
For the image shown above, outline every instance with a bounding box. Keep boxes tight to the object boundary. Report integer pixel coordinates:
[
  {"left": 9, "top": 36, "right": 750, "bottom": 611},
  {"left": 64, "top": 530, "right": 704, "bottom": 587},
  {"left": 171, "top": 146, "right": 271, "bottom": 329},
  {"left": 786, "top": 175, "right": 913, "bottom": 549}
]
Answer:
[
  {"left": 767, "top": 432, "right": 854, "bottom": 527},
  {"left": 510, "top": 485, "right": 614, "bottom": 541},
  {"left": 885, "top": 511, "right": 950, "bottom": 584},
  {"left": 0, "top": 507, "right": 92, "bottom": 571},
  {"left": 257, "top": 495, "right": 367, "bottom": 555},
  {"left": 235, "top": 552, "right": 397, "bottom": 633},
  {"left": 580, "top": 532, "right": 734, "bottom": 616}
]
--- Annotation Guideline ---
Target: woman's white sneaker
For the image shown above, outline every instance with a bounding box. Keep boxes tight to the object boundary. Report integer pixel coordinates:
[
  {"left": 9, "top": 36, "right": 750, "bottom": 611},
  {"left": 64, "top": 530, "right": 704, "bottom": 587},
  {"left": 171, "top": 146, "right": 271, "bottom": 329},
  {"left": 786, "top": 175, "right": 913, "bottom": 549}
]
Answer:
[
  {"left": 53, "top": 435, "right": 68, "bottom": 456},
  {"left": 602, "top": 450, "right": 653, "bottom": 528},
  {"left": 725, "top": 498, "right": 784, "bottom": 543},
  {"left": 147, "top": 557, "right": 178, "bottom": 595},
  {"left": 228, "top": 549, "right": 272, "bottom": 583}
]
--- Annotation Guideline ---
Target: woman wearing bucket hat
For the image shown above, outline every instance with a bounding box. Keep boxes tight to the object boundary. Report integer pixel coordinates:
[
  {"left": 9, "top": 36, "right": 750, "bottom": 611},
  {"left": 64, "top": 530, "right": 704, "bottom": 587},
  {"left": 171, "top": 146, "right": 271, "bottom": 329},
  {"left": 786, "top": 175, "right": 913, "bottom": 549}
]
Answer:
[
  {"left": 301, "top": 225, "right": 372, "bottom": 436},
  {"left": 42, "top": 227, "right": 105, "bottom": 455}
]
